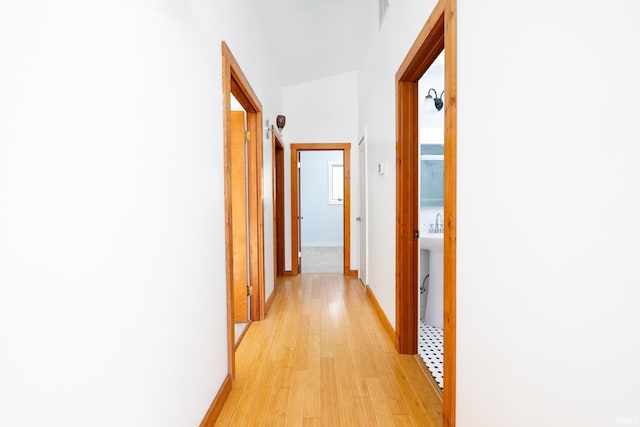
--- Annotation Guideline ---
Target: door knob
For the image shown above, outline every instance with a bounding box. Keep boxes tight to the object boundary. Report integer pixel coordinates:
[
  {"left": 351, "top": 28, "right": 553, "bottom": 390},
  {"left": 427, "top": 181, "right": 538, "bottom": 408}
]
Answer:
[{"left": 356, "top": 216, "right": 362, "bottom": 221}]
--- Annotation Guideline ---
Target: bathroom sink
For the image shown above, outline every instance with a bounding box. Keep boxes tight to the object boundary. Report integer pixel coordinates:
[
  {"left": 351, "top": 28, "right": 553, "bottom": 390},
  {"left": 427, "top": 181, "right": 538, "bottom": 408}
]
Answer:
[{"left": 420, "top": 233, "right": 443, "bottom": 251}]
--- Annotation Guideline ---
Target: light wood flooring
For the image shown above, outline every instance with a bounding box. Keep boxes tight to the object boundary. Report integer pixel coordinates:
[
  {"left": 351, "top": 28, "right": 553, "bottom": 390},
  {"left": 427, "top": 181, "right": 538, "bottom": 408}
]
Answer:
[{"left": 215, "top": 274, "right": 443, "bottom": 426}]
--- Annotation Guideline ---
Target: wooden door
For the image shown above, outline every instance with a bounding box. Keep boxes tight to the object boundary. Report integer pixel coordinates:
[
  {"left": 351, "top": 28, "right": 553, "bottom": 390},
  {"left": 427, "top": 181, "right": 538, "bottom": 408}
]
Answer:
[{"left": 231, "top": 110, "right": 249, "bottom": 322}]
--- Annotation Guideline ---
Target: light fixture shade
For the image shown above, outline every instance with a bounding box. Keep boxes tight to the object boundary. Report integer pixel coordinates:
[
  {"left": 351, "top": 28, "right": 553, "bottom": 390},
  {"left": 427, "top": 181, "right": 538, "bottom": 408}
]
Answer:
[{"left": 422, "top": 95, "right": 432, "bottom": 111}]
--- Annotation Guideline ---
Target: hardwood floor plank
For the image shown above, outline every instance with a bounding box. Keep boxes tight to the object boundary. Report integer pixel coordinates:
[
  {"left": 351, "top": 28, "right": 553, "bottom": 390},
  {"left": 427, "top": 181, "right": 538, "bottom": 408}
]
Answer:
[
  {"left": 394, "top": 413, "right": 420, "bottom": 426},
  {"left": 302, "top": 417, "right": 322, "bottom": 427},
  {"left": 320, "top": 357, "right": 341, "bottom": 426},
  {"left": 303, "top": 334, "right": 322, "bottom": 418},
  {"left": 352, "top": 396, "right": 379, "bottom": 426},
  {"left": 365, "top": 376, "right": 397, "bottom": 426},
  {"left": 214, "top": 274, "right": 442, "bottom": 426},
  {"left": 284, "top": 369, "right": 307, "bottom": 426},
  {"left": 247, "top": 361, "right": 279, "bottom": 426}
]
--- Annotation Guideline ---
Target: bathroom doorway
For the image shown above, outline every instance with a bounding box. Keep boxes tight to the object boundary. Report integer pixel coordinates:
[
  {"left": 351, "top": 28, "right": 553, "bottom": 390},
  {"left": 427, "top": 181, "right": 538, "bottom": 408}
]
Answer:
[
  {"left": 394, "top": 0, "right": 457, "bottom": 425},
  {"left": 417, "top": 52, "right": 445, "bottom": 391}
]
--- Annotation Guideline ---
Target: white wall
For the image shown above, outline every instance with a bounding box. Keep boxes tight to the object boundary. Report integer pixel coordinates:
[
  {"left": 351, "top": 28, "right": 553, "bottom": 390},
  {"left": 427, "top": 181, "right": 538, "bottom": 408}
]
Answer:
[
  {"left": 300, "top": 151, "right": 344, "bottom": 247},
  {"left": 358, "top": 0, "right": 439, "bottom": 328},
  {"left": 0, "top": 1, "right": 281, "bottom": 426},
  {"left": 360, "top": 0, "right": 640, "bottom": 425},
  {"left": 456, "top": 1, "right": 640, "bottom": 425},
  {"left": 282, "top": 71, "right": 359, "bottom": 270}
]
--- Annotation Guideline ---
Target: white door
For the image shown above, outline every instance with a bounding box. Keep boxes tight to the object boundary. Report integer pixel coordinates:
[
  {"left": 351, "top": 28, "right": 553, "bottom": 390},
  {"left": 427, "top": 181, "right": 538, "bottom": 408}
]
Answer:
[{"left": 357, "top": 135, "right": 368, "bottom": 285}]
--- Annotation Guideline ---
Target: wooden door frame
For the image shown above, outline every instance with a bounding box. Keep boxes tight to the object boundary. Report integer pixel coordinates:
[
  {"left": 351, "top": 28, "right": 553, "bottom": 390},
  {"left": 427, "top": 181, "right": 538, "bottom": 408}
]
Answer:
[
  {"left": 222, "top": 41, "right": 266, "bottom": 382},
  {"left": 395, "top": 0, "right": 457, "bottom": 426},
  {"left": 272, "top": 126, "right": 285, "bottom": 279},
  {"left": 290, "top": 143, "right": 354, "bottom": 276}
]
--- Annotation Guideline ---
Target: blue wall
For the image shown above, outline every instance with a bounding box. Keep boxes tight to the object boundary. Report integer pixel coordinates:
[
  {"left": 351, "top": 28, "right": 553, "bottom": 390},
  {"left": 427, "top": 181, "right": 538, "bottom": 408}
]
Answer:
[{"left": 300, "top": 151, "right": 343, "bottom": 246}]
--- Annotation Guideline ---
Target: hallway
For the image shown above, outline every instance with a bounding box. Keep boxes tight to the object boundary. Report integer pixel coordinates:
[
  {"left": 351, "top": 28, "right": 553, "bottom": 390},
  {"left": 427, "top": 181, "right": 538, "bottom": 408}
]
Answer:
[{"left": 215, "top": 274, "right": 442, "bottom": 426}]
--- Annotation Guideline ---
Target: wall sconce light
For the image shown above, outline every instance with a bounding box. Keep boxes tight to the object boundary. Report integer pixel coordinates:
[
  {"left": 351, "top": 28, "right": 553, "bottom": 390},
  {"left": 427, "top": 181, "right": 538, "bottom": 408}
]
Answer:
[
  {"left": 276, "top": 115, "right": 286, "bottom": 132},
  {"left": 425, "top": 88, "right": 444, "bottom": 111}
]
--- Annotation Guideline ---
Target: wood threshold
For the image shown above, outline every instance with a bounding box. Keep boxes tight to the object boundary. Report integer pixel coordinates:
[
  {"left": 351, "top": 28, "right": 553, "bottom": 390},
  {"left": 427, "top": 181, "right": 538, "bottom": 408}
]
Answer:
[
  {"left": 290, "top": 143, "right": 352, "bottom": 276},
  {"left": 199, "top": 375, "right": 232, "bottom": 427},
  {"left": 365, "top": 285, "right": 396, "bottom": 346},
  {"left": 283, "top": 270, "right": 295, "bottom": 277},
  {"left": 347, "top": 269, "right": 358, "bottom": 277},
  {"left": 394, "top": 1, "right": 456, "bottom": 425},
  {"left": 415, "top": 354, "right": 444, "bottom": 403}
]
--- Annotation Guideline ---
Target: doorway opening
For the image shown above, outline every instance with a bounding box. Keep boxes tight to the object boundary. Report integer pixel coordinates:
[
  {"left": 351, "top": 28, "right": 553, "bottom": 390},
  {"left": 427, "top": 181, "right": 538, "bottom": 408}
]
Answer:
[
  {"left": 272, "top": 126, "right": 285, "bottom": 280},
  {"left": 221, "top": 41, "right": 266, "bottom": 382},
  {"left": 394, "top": 0, "right": 457, "bottom": 426},
  {"left": 300, "top": 150, "right": 344, "bottom": 273},
  {"left": 290, "top": 143, "right": 354, "bottom": 276},
  {"left": 417, "top": 51, "right": 446, "bottom": 391}
]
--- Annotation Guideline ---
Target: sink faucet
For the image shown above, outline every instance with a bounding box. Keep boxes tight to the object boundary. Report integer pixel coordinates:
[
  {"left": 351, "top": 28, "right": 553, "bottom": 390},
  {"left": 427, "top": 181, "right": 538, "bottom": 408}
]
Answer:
[{"left": 435, "top": 213, "right": 443, "bottom": 233}]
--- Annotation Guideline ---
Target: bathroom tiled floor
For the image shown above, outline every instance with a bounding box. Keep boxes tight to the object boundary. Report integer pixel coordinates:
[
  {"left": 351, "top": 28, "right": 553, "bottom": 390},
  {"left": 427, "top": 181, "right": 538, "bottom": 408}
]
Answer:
[{"left": 418, "top": 321, "right": 444, "bottom": 389}]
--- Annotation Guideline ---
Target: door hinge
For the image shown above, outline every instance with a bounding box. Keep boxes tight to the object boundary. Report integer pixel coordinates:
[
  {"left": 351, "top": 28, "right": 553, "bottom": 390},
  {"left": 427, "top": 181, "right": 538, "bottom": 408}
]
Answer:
[
  {"left": 414, "top": 229, "right": 420, "bottom": 238},
  {"left": 247, "top": 285, "right": 253, "bottom": 296},
  {"left": 297, "top": 161, "right": 301, "bottom": 168},
  {"left": 298, "top": 251, "right": 302, "bottom": 258},
  {"left": 245, "top": 131, "right": 251, "bottom": 141}
]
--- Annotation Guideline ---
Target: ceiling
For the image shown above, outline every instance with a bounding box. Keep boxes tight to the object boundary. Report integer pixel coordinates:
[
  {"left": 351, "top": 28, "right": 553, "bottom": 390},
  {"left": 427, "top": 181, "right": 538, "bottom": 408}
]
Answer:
[{"left": 253, "top": 0, "right": 372, "bottom": 87}]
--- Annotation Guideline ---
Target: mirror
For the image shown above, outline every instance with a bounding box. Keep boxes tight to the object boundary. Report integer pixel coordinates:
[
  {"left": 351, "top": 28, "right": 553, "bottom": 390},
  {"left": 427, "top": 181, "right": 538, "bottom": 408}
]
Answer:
[{"left": 420, "top": 143, "right": 444, "bottom": 207}]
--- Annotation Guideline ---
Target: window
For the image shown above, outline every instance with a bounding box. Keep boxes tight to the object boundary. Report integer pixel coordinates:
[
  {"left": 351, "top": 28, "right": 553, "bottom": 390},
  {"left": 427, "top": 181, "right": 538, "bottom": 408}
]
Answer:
[
  {"left": 328, "top": 162, "right": 344, "bottom": 205},
  {"left": 420, "top": 144, "right": 444, "bottom": 207}
]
